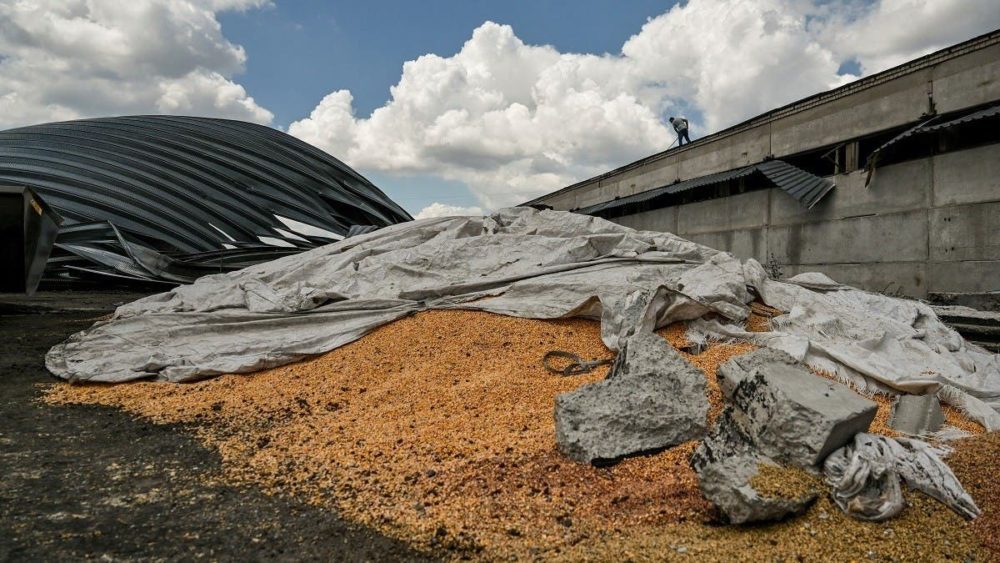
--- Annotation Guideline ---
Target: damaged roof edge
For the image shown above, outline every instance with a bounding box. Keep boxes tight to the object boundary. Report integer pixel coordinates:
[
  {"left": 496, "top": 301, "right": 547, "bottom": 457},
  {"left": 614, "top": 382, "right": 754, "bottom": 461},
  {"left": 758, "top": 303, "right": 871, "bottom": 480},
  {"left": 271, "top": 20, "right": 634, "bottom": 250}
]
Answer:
[
  {"left": 524, "top": 29, "right": 1000, "bottom": 207},
  {"left": 573, "top": 165, "right": 757, "bottom": 216},
  {"left": 864, "top": 101, "right": 1000, "bottom": 175},
  {"left": 574, "top": 160, "right": 834, "bottom": 217}
]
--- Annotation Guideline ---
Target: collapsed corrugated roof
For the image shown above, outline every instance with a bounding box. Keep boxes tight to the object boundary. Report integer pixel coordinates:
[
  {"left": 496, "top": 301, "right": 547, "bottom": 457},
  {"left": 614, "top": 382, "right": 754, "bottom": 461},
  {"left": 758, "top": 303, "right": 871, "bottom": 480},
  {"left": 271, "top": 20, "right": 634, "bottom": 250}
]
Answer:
[
  {"left": 0, "top": 115, "right": 412, "bottom": 284},
  {"left": 866, "top": 102, "right": 1000, "bottom": 172},
  {"left": 575, "top": 160, "right": 834, "bottom": 217}
]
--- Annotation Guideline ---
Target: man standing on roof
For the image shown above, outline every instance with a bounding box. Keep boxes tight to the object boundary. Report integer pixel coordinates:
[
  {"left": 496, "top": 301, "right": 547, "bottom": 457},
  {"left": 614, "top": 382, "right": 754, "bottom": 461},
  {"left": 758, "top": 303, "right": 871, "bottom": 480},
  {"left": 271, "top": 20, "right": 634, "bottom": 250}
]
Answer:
[{"left": 669, "top": 116, "right": 691, "bottom": 146}]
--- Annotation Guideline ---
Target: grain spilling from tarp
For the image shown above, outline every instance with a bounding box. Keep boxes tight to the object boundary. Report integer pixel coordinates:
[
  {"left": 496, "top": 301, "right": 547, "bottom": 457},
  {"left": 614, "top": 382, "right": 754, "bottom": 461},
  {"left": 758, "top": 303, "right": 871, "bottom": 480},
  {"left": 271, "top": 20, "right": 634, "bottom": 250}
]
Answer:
[{"left": 45, "top": 310, "right": 990, "bottom": 560}]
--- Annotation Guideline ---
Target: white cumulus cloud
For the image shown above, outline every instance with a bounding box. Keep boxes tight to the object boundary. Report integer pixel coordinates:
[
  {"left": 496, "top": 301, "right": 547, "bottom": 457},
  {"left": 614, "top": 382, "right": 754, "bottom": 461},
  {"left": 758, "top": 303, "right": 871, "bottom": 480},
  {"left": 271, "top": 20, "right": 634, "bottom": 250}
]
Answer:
[
  {"left": 413, "top": 202, "right": 484, "bottom": 220},
  {"left": 815, "top": 0, "right": 1000, "bottom": 72},
  {"left": 289, "top": 0, "right": 999, "bottom": 210},
  {"left": 4, "top": 0, "right": 997, "bottom": 212},
  {"left": 0, "top": 0, "right": 273, "bottom": 129},
  {"left": 290, "top": 22, "right": 672, "bottom": 210}
]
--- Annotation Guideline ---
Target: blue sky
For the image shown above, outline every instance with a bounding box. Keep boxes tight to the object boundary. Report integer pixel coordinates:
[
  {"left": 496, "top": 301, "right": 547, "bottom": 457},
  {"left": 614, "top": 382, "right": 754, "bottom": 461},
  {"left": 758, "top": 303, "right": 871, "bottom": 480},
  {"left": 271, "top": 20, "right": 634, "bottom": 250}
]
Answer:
[
  {"left": 2, "top": 0, "right": 998, "bottom": 218},
  {"left": 218, "top": 1, "right": 676, "bottom": 214},
  {"left": 219, "top": 2, "right": 676, "bottom": 128}
]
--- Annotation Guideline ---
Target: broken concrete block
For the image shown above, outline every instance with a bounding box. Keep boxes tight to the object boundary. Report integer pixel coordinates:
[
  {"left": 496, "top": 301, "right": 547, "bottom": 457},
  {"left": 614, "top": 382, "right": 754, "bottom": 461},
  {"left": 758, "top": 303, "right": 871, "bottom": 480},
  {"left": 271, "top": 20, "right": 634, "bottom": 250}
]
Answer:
[
  {"left": 717, "top": 348, "right": 799, "bottom": 400},
  {"left": 555, "top": 330, "right": 708, "bottom": 464},
  {"left": 692, "top": 409, "right": 820, "bottom": 524},
  {"left": 693, "top": 354, "right": 872, "bottom": 522},
  {"left": 889, "top": 393, "right": 944, "bottom": 435},
  {"left": 731, "top": 363, "right": 877, "bottom": 467}
]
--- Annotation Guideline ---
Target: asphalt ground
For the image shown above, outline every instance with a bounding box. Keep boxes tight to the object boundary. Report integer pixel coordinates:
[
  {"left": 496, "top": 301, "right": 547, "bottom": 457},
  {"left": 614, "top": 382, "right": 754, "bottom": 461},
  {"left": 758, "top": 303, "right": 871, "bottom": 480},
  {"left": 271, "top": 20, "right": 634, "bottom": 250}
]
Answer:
[{"left": 0, "top": 291, "right": 432, "bottom": 562}]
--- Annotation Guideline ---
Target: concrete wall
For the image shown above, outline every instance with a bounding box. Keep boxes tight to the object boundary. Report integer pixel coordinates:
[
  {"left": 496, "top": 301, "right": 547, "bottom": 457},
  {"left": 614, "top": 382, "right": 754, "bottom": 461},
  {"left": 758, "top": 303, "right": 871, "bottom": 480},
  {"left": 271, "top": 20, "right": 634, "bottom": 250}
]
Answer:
[
  {"left": 608, "top": 144, "right": 1000, "bottom": 298},
  {"left": 535, "top": 38, "right": 1000, "bottom": 212},
  {"left": 530, "top": 36, "right": 1000, "bottom": 297}
]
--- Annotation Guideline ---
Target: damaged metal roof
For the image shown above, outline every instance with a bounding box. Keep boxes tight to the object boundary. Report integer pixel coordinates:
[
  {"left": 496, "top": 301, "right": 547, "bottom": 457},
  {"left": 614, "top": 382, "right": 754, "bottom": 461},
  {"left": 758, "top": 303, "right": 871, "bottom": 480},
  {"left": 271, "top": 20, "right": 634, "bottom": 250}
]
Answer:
[
  {"left": 575, "top": 165, "right": 757, "bottom": 216},
  {"left": 918, "top": 103, "right": 1000, "bottom": 133},
  {"left": 575, "top": 160, "right": 834, "bottom": 217},
  {"left": 866, "top": 102, "right": 1000, "bottom": 170},
  {"left": 0, "top": 115, "right": 412, "bottom": 284},
  {"left": 756, "top": 160, "right": 836, "bottom": 210}
]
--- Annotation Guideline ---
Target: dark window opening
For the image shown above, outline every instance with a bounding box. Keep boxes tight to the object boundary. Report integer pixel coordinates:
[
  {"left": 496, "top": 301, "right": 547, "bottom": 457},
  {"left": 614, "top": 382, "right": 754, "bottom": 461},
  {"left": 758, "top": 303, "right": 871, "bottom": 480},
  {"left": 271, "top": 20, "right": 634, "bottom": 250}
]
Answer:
[
  {"left": 861, "top": 102, "right": 1000, "bottom": 169},
  {"left": 591, "top": 174, "right": 772, "bottom": 220},
  {"left": 933, "top": 117, "right": 998, "bottom": 154}
]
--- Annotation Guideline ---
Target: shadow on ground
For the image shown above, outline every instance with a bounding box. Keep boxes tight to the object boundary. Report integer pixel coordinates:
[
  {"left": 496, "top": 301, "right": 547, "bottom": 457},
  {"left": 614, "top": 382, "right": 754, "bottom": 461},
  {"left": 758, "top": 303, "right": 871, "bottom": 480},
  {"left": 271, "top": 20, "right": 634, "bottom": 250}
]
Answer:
[{"left": 0, "top": 292, "right": 432, "bottom": 561}]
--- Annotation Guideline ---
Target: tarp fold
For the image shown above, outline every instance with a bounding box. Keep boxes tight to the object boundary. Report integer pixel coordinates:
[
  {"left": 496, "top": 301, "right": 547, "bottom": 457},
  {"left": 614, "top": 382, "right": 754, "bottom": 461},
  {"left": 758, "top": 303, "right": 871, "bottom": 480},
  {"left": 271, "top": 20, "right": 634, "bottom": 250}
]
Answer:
[{"left": 45, "top": 208, "right": 1000, "bottom": 428}]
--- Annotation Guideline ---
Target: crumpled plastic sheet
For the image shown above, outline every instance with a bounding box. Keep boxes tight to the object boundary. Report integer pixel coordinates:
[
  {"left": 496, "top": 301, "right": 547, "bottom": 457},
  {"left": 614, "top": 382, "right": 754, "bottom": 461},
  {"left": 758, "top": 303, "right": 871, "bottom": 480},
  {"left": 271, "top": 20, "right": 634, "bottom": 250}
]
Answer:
[
  {"left": 824, "top": 433, "right": 980, "bottom": 521},
  {"left": 44, "top": 206, "right": 1000, "bottom": 430},
  {"left": 691, "top": 268, "right": 1000, "bottom": 430},
  {"left": 47, "top": 208, "right": 752, "bottom": 382}
]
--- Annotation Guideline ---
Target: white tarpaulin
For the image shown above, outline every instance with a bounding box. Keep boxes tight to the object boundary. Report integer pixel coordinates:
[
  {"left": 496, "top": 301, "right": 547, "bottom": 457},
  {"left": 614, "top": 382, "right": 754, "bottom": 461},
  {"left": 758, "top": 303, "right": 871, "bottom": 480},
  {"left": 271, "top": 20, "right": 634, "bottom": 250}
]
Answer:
[
  {"left": 824, "top": 433, "right": 980, "bottom": 521},
  {"left": 46, "top": 208, "right": 1000, "bottom": 428}
]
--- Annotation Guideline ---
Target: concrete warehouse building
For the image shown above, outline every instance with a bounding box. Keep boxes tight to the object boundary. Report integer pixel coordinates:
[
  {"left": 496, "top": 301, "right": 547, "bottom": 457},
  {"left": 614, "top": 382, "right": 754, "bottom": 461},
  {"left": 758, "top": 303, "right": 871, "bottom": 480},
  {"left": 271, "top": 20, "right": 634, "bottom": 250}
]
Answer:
[{"left": 525, "top": 30, "right": 1000, "bottom": 300}]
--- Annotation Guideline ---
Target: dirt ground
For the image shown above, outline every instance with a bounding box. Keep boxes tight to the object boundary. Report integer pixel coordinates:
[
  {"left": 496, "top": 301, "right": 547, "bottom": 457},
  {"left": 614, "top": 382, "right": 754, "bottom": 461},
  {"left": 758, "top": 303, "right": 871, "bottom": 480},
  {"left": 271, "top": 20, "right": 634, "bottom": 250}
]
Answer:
[
  {"left": 6, "top": 291, "right": 997, "bottom": 561},
  {"left": 0, "top": 291, "right": 433, "bottom": 562},
  {"left": 37, "top": 303, "right": 998, "bottom": 561}
]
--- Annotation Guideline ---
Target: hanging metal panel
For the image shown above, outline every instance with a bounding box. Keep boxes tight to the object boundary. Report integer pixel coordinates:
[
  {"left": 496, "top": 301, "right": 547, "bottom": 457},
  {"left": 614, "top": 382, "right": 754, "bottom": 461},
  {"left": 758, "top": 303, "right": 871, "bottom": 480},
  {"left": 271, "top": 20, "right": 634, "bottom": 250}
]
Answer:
[{"left": 756, "top": 160, "right": 836, "bottom": 209}]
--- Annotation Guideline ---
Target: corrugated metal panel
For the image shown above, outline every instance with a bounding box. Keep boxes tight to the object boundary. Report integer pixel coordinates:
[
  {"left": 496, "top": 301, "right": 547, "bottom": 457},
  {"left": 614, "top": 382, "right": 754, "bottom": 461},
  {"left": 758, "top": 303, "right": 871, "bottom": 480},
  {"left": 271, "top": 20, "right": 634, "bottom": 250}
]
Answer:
[
  {"left": 918, "top": 103, "right": 1000, "bottom": 133},
  {"left": 0, "top": 115, "right": 413, "bottom": 284},
  {"left": 575, "top": 165, "right": 756, "bottom": 215},
  {"left": 756, "top": 160, "right": 836, "bottom": 209},
  {"left": 576, "top": 160, "right": 834, "bottom": 216},
  {"left": 866, "top": 102, "right": 1000, "bottom": 169},
  {"left": 866, "top": 119, "right": 934, "bottom": 163}
]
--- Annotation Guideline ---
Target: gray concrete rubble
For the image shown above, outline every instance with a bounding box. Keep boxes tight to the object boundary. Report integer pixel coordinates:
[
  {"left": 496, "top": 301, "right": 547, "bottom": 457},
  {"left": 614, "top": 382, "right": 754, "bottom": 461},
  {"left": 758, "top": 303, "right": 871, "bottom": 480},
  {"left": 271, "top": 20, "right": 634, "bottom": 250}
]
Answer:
[
  {"left": 889, "top": 393, "right": 944, "bottom": 435},
  {"left": 693, "top": 352, "right": 877, "bottom": 523},
  {"left": 554, "top": 330, "right": 709, "bottom": 464},
  {"left": 716, "top": 348, "right": 799, "bottom": 400},
  {"left": 730, "top": 362, "right": 878, "bottom": 467},
  {"left": 691, "top": 409, "right": 821, "bottom": 524}
]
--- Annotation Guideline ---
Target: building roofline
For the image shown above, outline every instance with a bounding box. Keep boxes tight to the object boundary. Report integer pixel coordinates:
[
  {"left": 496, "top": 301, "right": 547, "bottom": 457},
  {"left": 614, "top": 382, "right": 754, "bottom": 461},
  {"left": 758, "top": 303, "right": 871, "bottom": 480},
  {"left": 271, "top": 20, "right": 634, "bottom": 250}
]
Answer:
[{"left": 523, "top": 28, "right": 1000, "bottom": 206}]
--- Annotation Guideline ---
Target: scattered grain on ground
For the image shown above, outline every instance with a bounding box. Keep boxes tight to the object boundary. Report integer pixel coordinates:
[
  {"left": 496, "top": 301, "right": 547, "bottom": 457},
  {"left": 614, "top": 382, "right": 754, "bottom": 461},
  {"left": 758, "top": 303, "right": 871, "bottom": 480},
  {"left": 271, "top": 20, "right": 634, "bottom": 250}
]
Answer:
[
  {"left": 674, "top": 338, "right": 754, "bottom": 423},
  {"left": 944, "top": 404, "right": 988, "bottom": 435},
  {"left": 948, "top": 431, "right": 1000, "bottom": 559},
  {"left": 751, "top": 464, "right": 824, "bottom": 501},
  {"left": 750, "top": 301, "right": 785, "bottom": 319},
  {"left": 45, "top": 309, "right": 991, "bottom": 560},
  {"left": 744, "top": 311, "right": 773, "bottom": 333},
  {"left": 556, "top": 493, "right": 981, "bottom": 562}
]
